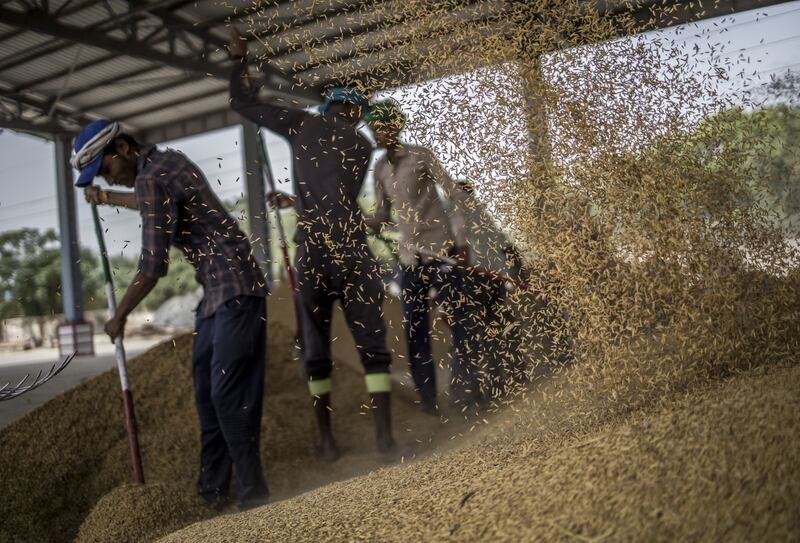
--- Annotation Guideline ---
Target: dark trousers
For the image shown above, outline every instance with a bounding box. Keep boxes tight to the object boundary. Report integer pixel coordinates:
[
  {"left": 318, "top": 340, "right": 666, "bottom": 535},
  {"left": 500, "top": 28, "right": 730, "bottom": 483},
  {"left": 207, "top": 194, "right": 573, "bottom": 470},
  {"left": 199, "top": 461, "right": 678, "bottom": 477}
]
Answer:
[
  {"left": 192, "top": 295, "right": 268, "bottom": 504},
  {"left": 295, "top": 241, "right": 391, "bottom": 380},
  {"left": 400, "top": 257, "right": 482, "bottom": 406}
]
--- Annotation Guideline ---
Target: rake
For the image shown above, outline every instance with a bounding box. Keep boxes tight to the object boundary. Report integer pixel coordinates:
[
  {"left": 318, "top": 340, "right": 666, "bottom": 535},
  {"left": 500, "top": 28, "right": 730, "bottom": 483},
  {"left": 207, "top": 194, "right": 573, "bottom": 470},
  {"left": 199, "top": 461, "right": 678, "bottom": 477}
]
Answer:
[
  {"left": 91, "top": 203, "right": 145, "bottom": 485},
  {"left": 0, "top": 353, "right": 75, "bottom": 401},
  {"left": 255, "top": 128, "right": 295, "bottom": 293}
]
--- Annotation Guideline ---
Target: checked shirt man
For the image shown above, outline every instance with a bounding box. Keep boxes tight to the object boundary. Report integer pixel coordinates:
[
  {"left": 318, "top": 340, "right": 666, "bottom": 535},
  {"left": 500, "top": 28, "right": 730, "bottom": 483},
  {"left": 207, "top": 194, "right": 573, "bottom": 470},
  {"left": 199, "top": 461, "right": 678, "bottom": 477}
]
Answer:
[{"left": 73, "top": 120, "right": 269, "bottom": 510}]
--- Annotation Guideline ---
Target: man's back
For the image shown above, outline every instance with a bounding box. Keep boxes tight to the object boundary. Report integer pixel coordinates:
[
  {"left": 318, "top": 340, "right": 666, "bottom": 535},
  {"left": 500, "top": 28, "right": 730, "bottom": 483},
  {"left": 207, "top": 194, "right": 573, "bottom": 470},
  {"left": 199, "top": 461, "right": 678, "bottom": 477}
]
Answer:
[{"left": 134, "top": 144, "right": 266, "bottom": 318}]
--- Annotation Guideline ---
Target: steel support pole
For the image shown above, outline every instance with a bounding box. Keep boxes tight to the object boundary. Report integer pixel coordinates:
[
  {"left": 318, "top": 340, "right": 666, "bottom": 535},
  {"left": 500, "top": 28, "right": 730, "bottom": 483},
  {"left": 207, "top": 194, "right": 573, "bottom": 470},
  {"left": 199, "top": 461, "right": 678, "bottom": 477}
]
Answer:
[
  {"left": 54, "top": 134, "right": 84, "bottom": 323},
  {"left": 241, "top": 121, "right": 272, "bottom": 284}
]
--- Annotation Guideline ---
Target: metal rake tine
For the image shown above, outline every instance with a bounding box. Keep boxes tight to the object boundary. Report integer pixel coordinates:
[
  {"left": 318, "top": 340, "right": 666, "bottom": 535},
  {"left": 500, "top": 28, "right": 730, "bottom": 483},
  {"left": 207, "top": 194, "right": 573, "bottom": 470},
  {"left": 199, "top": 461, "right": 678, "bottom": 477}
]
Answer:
[
  {"left": 21, "top": 354, "right": 73, "bottom": 391},
  {"left": 0, "top": 352, "right": 76, "bottom": 401},
  {"left": 0, "top": 373, "right": 38, "bottom": 400},
  {"left": 11, "top": 372, "right": 33, "bottom": 391},
  {"left": 51, "top": 352, "right": 76, "bottom": 378},
  {"left": 2, "top": 373, "right": 37, "bottom": 399}
]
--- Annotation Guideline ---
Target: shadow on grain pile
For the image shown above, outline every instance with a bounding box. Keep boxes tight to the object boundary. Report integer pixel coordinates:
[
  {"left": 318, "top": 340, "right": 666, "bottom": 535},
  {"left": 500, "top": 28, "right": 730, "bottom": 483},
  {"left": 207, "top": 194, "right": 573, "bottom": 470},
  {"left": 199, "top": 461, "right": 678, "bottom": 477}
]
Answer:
[
  {"left": 0, "top": 320, "right": 469, "bottom": 543},
  {"left": 159, "top": 357, "right": 800, "bottom": 543}
]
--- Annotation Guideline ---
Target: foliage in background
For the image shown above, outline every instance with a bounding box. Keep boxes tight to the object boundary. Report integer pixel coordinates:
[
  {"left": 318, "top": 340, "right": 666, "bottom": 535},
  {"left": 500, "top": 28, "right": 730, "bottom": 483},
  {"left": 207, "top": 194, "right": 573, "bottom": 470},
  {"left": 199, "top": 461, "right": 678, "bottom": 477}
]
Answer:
[
  {"left": 694, "top": 105, "right": 800, "bottom": 229},
  {"left": 0, "top": 229, "right": 198, "bottom": 319},
  {"left": 0, "top": 228, "right": 105, "bottom": 321}
]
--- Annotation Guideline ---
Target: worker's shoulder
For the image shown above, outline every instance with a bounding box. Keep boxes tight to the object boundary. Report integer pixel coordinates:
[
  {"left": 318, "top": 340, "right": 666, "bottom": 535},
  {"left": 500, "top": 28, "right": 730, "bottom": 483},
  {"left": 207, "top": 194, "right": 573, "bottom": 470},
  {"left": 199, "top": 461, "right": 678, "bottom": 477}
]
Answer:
[
  {"left": 140, "top": 146, "right": 189, "bottom": 169},
  {"left": 136, "top": 146, "right": 195, "bottom": 186}
]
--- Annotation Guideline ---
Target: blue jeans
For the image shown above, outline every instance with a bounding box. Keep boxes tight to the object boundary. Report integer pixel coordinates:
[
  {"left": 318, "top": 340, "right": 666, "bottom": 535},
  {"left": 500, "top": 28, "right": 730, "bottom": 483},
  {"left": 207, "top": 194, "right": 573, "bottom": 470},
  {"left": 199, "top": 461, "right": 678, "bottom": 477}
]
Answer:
[
  {"left": 192, "top": 295, "right": 268, "bottom": 506},
  {"left": 400, "top": 257, "right": 482, "bottom": 407}
]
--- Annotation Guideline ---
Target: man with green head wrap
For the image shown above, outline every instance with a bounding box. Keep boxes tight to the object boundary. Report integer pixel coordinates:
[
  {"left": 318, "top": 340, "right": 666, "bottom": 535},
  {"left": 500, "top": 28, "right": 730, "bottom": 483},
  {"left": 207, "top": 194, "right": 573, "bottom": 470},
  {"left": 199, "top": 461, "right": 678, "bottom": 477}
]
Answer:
[
  {"left": 366, "top": 100, "right": 484, "bottom": 414},
  {"left": 228, "top": 29, "right": 397, "bottom": 462}
]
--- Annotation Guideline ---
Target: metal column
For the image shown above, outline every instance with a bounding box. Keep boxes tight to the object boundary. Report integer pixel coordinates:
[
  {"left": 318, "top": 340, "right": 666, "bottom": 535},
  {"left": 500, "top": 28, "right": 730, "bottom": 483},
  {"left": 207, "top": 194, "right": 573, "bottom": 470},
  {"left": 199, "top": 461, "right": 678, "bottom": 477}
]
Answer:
[
  {"left": 54, "top": 134, "right": 84, "bottom": 323},
  {"left": 55, "top": 133, "right": 94, "bottom": 356},
  {"left": 241, "top": 121, "right": 272, "bottom": 284}
]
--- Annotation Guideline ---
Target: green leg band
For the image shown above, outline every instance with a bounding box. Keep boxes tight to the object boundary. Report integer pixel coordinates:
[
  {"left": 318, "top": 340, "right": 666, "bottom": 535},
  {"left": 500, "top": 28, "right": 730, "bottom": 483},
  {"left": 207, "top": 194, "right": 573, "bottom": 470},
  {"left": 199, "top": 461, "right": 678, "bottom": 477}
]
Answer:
[
  {"left": 365, "top": 372, "right": 392, "bottom": 393},
  {"left": 308, "top": 378, "right": 331, "bottom": 397}
]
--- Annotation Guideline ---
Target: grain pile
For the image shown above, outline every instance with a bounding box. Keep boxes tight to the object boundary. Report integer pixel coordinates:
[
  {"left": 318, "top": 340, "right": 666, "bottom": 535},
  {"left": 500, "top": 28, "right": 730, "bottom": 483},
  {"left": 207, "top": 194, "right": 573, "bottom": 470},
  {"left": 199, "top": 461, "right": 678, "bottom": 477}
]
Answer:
[
  {"left": 75, "top": 483, "right": 211, "bottom": 543},
  {"left": 3, "top": 1, "right": 800, "bottom": 541},
  {"left": 0, "top": 320, "right": 447, "bottom": 543},
  {"left": 160, "top": 360, "right": 800, "bottom": 543}
]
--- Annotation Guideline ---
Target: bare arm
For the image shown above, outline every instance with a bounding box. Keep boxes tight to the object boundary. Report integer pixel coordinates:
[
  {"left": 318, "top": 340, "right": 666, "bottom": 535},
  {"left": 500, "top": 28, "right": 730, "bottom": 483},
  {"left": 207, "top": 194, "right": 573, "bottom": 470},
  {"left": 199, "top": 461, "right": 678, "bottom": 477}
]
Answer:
[
  {"left": 105, "top": 191, "right": 138, "bottom": 210},
  {"left": 103, "top": 271, "right": 158, "bottom": 341},
  {"left": 117, "top": 271, "right": 158, "bottom": 317},
  {"left": 84, "top": 186, "right": 138, "bottom": 210}
]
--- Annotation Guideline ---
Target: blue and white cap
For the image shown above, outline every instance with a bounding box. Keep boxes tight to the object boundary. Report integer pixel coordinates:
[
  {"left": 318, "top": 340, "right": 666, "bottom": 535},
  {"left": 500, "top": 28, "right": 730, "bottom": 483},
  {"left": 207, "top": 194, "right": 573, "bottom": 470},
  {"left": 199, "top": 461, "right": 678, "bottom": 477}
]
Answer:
[{"left": 70, "top": 120, "right": 120, "bottom": 187}]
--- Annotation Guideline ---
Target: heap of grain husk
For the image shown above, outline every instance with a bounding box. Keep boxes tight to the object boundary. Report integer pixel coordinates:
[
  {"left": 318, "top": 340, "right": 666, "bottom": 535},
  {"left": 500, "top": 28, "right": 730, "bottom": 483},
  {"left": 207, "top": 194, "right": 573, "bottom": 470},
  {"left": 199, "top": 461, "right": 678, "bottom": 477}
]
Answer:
[
  {"left": 146, "top": 0, "right": 800, "bottom": 540},
  {"left": 4, "top": 1, "right": 799, "bottom": 541},
  {"left": 160, "top": 360, "right": 800, "bottom": 542},
  {"left": 75, "top": 483, "right": 211, "bottom": 543},
  {"left": 0, "top": 320, "right": 446, "bottom": 543}
]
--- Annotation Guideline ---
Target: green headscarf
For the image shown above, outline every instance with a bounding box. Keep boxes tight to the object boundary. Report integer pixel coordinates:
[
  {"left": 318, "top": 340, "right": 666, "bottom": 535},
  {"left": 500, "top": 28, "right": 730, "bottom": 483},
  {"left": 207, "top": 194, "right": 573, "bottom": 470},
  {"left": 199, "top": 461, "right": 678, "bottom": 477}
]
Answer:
[{"left": 365, "top": 99, "right": 406, "bottom": 130}]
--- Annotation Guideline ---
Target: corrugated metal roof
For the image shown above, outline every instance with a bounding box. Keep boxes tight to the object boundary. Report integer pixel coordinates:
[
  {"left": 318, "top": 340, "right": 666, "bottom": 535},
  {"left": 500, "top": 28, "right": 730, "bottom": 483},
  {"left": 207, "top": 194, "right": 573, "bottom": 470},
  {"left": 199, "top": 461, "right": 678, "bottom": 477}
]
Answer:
[
  {"left": 6, "top": 45, "right": 110, "bottom": 88},
  {"left": 0, "top": 0, "right": 792, "bottom": 141},
  {"left": 103, "top": 78, "right": 226, "bottom": 118},
  {"left": 59, "top": 1, "right": 130, "bottom": 27},
  {"left": 0, "top": 30, "right": 57, "bottom": 64}
]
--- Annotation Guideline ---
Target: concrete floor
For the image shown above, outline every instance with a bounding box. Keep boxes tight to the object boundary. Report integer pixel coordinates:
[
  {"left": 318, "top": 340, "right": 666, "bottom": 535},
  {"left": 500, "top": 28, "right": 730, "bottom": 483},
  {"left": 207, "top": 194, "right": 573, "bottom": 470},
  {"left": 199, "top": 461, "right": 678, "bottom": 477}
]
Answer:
[{"left": 0, "top": 334, "right": 171, "bottom": 429}]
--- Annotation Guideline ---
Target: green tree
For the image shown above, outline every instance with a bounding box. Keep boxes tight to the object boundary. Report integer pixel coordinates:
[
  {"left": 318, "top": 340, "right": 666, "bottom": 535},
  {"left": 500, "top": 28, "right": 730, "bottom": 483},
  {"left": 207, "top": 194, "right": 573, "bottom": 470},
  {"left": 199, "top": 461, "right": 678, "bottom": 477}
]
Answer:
[
  {"left": 0, "top": 228, "right": 105, "bottom": 341},
  {"left": 693, "top": 105, "right": 800, "bottom": 225},
  {"left": 102, "top": 249, "right": 199, "bottom": 311}
]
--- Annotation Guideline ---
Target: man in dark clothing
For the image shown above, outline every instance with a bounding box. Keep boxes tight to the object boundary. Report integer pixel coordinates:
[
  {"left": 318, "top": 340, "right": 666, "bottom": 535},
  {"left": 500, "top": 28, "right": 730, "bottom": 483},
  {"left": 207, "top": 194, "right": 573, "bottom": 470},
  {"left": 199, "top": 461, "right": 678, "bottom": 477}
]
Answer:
[
  {"left": 73, "top": 119, "right": 269, "bottom": 510},
  {"left": 228, "top": 30, "right": 396, "bottom": 461}
]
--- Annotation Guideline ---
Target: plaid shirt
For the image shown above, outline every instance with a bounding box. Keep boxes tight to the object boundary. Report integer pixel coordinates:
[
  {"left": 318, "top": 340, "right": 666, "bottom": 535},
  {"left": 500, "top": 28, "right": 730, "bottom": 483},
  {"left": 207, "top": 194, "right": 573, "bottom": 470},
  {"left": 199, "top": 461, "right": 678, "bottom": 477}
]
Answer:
[{"left": 135, "top": 144, "right": 267, "bottom": 318}]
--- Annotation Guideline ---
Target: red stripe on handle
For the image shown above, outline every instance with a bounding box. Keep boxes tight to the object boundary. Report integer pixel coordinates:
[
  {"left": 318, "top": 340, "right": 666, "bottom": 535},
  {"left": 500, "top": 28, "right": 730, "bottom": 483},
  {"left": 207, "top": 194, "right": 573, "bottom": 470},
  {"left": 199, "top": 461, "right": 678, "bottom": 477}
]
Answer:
[{"left": 122, "top": 388, "right": 145, "bottom": 485}]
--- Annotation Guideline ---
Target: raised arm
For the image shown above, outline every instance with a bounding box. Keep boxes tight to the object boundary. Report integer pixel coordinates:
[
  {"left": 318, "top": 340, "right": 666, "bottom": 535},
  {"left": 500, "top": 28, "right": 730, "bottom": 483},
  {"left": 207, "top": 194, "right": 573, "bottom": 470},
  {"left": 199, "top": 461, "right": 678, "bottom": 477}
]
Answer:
[{"left": 228, "top": 37, "right": 306, "bottom": 139}]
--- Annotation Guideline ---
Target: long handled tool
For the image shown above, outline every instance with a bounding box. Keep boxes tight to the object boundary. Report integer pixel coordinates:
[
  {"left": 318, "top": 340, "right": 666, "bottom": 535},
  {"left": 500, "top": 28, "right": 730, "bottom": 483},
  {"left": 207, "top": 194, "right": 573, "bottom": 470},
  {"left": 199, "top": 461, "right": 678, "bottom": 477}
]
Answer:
[
  {"left": 91, "top": 203, "right": 145, "bottom": 485},
  {"left": 255, "top": 130, "right": 306, "bottom": 377},
  {"left": 414, "top": 247, "right": 529, "bottom": 290},
  {"left": 0, "top": 353, "right": 75, "bottom": 401},
  {"left": 367, "top": 228, "right": 530, "bottom": 291},
  {"left": 255, "top": 129, "right": 295, "bottom": 293}
]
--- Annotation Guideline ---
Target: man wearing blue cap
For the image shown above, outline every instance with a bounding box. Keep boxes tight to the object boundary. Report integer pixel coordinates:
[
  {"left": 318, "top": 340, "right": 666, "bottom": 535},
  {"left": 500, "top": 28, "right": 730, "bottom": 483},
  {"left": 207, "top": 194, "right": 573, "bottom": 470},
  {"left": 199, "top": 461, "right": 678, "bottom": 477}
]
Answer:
[
  {"left": 228, "top": 29, "right": 397, "bottom": 462},
  {"left": 72, "top": 119, "right": 269, "bottom": 510}
]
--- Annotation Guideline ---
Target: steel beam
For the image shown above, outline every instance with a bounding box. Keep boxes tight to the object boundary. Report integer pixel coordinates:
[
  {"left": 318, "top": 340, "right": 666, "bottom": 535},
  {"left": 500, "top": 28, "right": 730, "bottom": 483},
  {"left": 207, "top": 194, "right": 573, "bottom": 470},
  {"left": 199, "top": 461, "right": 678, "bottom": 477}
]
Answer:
[
  {"left": 59, "top": 64, "right": 171, "bottom": 102},
  {"left": 0, "top": 89, "right": 93, "bottom": 125},
  {"left": 0, "top": 116, "right": 68, "bottom": 137},
  {"left": 136, "top": 107, "right": 239, "bottom": 143},
  {"left": 0, "top": 6, "right": 231, "bottom": 78},
  {"left": 79, "top": 73, "right": 202, "bottom": 114},
  {"left": 0, "top": 0, "right": 194, "bottom": 71},
  {"left": 54, "top": 134, "right": 85, "bottom": 323},
  {"left": 116, "top": 86, "right": 226, "bottom": 121}
]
